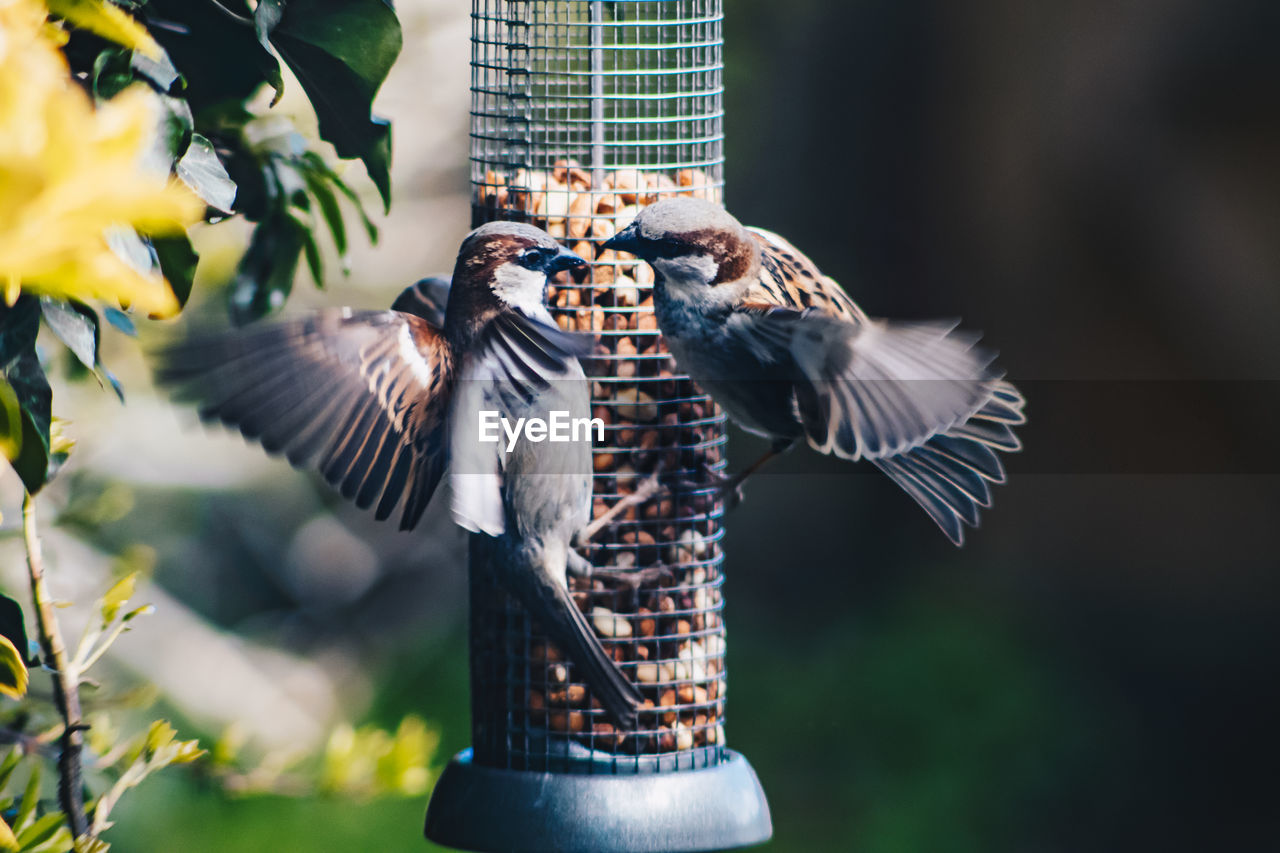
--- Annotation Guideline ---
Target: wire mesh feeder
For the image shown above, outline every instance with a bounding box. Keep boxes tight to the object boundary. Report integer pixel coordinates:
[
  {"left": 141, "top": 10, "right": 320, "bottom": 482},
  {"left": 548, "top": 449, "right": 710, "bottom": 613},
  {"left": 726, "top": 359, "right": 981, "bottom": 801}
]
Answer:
[{"left": 426, "top": 2, "right": 771, "bottom": 851}]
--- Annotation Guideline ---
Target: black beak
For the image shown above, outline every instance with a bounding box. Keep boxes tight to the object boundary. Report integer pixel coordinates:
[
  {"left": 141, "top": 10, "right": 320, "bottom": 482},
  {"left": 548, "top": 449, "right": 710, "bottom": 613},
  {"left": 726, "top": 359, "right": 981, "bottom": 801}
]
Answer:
[
  {"left": 601, "top": 223, "right": 641, "bottom": 254},
  {"left": 549, "top": 247, "right": 588, "bottom": 274}
]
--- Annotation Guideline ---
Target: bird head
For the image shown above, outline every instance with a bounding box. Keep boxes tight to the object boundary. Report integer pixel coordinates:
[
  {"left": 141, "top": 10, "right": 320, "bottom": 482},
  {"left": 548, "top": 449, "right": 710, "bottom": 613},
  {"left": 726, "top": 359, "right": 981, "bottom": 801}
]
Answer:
[
  {"left": 603, "top": 198, "right": 758, "bottom": 303},
  {"left": 446, "top": 221, "right": 586, "bottom": 337}
]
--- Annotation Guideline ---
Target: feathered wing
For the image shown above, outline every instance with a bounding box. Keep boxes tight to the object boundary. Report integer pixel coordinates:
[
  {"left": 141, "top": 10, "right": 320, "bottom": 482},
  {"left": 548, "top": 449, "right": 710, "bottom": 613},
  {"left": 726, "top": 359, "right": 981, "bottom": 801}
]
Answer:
[
  {"left": 391, "top": 277, "right": 451, "bottom": 328},
  {"left": 739, "top": 233, "right": 1027, "bottom": 544},
  {"left": 155, "top": 309, "right": 454, "bottom": 531},
  {"left": 449, "top": 309, "right": 595, "bottom": 537}
]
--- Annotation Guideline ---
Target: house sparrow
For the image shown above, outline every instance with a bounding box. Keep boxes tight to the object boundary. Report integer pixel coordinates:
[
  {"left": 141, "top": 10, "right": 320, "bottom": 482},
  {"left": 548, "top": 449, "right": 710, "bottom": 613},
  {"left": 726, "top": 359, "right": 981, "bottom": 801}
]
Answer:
[
  {"left": 156, "top": 221, "right": 647, "bottom": 728},
  {"left": 604, "top": 198, "right": 1025, "bottom": 545}
]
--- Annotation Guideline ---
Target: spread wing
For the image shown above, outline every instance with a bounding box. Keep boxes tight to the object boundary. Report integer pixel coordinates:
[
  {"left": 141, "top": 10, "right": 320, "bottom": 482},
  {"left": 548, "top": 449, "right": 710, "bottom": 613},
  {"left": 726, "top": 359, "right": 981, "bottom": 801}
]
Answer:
[
  {"left": 727, "top": 307, "right": 1001, "bottom": 459},
  {"left": 449, "top": 309, "right": 594, "bottom": 537},
  {"left": 155, "top": 309, "right": 454, "bottom": 531},
  {"left": 740, "top": 227, "right": 1026, "bottom": 545}
]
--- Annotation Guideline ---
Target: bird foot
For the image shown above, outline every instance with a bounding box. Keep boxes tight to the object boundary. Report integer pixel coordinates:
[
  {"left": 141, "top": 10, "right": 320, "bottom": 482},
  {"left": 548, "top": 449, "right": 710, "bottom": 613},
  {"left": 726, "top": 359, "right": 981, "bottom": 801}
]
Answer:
[{"left": 674, "top": 463, "right": 746, "bottom": 510}]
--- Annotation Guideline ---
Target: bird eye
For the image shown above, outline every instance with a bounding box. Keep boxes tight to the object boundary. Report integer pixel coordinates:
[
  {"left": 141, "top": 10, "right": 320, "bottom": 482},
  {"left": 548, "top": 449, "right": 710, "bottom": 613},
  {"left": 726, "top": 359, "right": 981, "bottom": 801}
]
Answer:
[{"left": 518, "top": 246, "right": 557, "bottom": 269}]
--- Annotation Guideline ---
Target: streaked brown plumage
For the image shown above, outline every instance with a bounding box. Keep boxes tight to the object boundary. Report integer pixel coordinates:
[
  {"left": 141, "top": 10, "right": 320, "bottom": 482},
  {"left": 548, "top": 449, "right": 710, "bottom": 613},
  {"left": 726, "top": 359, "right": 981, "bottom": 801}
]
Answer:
[
  {"left": 156, "top": 222, "right": 646, "bottom": 728},
  {"left": 158, "top": 308, "right": 454, "bottom": 530},
  {"left": 605, "top": 198, "right": 1026, "bottom": 545}
]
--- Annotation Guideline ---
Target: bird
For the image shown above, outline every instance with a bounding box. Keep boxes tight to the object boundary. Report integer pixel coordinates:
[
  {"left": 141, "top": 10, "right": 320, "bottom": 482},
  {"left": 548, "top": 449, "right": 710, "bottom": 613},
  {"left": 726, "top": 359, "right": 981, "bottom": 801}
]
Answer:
[
  {"left": 155, "top": 221, "right": 648, "bottom": 728},
  {"left": 603, "top": 197, "right": 1026, "bottom": 546}
]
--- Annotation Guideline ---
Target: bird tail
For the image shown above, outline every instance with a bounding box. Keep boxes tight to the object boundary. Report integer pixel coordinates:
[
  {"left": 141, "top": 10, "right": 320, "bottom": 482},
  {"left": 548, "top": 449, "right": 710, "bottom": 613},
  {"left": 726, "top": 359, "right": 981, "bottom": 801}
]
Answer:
[
  {"left": 506, "top": 553, "right": 642, "bottom": 730},
  {"left": 872, "top": 380, "right": 1026, "bottom": 545}
]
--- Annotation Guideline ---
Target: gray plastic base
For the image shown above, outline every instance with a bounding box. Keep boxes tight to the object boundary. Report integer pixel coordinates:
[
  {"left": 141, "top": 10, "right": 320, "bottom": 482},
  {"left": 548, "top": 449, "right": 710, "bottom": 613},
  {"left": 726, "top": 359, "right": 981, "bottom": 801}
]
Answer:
[{"left": 424, "top": 748, "right": 772, "bottom": 852}]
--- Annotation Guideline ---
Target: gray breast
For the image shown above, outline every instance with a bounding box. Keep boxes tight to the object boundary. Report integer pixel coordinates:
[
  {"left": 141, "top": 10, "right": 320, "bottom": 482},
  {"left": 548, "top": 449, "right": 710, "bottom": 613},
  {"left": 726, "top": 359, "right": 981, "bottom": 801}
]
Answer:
[{"left": 500, "top": 363, "right": 593, "bottom": 542}]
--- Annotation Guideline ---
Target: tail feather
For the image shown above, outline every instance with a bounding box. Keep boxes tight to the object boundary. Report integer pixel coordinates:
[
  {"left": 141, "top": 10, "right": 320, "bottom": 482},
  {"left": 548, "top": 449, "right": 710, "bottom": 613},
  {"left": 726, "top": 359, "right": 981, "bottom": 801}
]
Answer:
[
  {"left": 508, "top": 561, "right": 642, "bottom": 730},
  {"left": 876, "top": 381, "right": 1025, "bottom": 545}
]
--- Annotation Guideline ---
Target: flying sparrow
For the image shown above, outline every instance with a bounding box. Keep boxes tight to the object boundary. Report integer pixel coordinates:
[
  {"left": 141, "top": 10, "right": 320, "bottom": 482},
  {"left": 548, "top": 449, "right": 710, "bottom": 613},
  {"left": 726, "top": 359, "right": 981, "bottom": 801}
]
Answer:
[
  {"left": 604, "top": 198, "right": 1025, "bottom": 545},
  {"left": 156, "top": 221, "right": 650, "bottom": 727}
]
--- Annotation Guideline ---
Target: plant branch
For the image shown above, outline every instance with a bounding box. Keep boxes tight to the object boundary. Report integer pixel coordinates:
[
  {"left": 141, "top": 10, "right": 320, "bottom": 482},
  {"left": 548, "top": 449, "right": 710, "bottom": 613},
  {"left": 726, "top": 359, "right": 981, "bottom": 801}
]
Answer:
[
  {"left": 75, "top": 619, "right": 130, "bottom": 678},
  {"left": 202, "top": 0, "right": 254, "bottom": 28},
  {"left": 23, "top": 495, "right": 87, "bottom": 839}
]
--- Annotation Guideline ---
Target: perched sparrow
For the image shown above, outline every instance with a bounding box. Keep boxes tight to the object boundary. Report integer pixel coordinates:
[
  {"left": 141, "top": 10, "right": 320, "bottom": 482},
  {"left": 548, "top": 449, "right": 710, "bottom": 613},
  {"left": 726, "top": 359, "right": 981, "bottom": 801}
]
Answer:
[
  {"left": 157, "top": 222, "right": 646, "bottom": 727},
  {"left": 604, "top": 198, "right": 1025, "bottom": 545}
]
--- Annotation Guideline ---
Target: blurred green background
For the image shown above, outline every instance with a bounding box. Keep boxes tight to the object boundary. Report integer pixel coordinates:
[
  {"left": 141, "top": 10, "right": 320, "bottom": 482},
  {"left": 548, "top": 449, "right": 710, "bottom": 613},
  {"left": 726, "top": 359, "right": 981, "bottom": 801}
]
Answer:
[{"left": 6, "top": 1, "right": 1278, "bottom": 851}]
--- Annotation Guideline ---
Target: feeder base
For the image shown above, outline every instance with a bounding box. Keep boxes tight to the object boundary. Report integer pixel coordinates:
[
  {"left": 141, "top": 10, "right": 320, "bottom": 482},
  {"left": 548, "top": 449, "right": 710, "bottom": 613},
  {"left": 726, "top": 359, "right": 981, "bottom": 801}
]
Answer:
[{"left": 424, "top": 748, "right": 772, "bottom": 853}]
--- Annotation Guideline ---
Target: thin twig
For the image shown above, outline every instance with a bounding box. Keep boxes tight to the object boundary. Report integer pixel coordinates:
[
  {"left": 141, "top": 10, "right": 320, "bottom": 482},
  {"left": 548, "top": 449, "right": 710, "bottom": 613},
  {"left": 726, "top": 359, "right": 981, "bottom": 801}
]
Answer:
[
  {"left": 23, "top": 495, "right": 87, "bottom": 839},
  {"left": 75, "top": 620, "right": 130, "bottom": 678},
  {"left": 202, "top": 0, "right": 254, "bottom": 28}
]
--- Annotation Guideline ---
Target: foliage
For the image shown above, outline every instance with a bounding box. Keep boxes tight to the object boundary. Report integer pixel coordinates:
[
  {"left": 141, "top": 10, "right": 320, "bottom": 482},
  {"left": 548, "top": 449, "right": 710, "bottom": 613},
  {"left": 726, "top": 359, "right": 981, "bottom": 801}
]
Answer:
[
  {"left": 0, "top": 0, "right": 411, "bottom": 847},
  {"left": 0, "top": 753, "right": 74, "bottom": 853},
  {"left": 206, "top": 715, "right": 439, "bottom": 801}
]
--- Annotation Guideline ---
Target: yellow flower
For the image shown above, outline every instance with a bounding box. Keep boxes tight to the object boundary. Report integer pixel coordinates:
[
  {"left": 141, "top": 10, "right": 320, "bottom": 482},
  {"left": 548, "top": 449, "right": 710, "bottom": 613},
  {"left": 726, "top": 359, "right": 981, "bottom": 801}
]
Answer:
[
  {"left": 0, "top": 0, "right": 203, "bottom": 318},
  {"left": 45, "top": 0, "right": 163, "bottom": 60}
]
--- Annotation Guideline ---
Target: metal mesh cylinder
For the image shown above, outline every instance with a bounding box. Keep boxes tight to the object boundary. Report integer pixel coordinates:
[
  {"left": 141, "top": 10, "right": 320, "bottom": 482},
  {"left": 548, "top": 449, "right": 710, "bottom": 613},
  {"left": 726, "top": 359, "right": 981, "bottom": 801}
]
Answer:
[{"left": 468, "top": 0, "right": 727, "bottom": 773}]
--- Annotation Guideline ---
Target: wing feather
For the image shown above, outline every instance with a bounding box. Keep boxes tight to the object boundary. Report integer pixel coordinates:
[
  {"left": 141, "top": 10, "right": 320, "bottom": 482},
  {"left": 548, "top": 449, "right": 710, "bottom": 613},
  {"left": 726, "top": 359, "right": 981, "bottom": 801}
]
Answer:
[
  {"left": 155, "top": 310, "right": 454, "bottom": 530},
  {"left": 735, "top": 229, "right": 1026, "bottom": 544}
]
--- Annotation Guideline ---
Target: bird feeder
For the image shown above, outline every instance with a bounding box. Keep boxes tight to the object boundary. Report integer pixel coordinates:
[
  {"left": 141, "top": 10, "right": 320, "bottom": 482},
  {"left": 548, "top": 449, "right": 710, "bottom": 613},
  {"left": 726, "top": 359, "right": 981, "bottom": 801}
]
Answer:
[{"left": 425, "top": 2, "right": 772, "bottom": 850}]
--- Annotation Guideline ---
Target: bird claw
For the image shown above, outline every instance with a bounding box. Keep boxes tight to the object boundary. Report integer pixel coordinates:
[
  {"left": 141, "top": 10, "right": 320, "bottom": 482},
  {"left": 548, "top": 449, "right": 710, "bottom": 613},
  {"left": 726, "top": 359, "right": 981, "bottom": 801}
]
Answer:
[
  {"left": 630, "top": 470, "right": 664, "bottom": 504},
  {"left": 599, "top": 565, "right": 674, "bottom": 610},
  {"left": 673, "top": 463, "right": 745, "bottom": 509},
  {"left": 621, "top": 565, "right": 675, "bottom": 590},
  {"left": 718, "top": 478, "right": 746, "bottom": 510}
]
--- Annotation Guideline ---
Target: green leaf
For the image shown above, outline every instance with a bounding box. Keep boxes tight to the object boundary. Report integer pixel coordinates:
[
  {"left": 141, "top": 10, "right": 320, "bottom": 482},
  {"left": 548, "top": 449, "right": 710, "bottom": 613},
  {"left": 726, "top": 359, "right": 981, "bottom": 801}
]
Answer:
[
  {"left": 147, "top": 0, "right": 280, "bottom": 113},
  {"left": 90, "top": 48, "right": 133, "bottom": 101},
  {"left": 228, "top": 214, "right": 307, "bottom": 324},
  {"left": 121, "top": 605, "right": 154, "bottom": 623},
  {"left": 299, "top": 226, "right": 323, "bottom": 288},
  {"left": 100, "top": 573, "right": 137, "bottom": 627},
  {"left": 39, "top": 301, "right": 97, "bottom": 372},
  {"left": 70, "top": 835, "right": 106, "bottom": 853},
  {"left": 0, "top": 637, "right": 28, "bottom": 701},
  {"left": 0, "top": 597, "right": 29, "bottom": 670},
  {"left": 301, "top": 152, "right": 377, "bottom": 242},
  {"left": 0, "top": 377, "right": 21, "bottom": 462},
  {"left": 253, "top": 0, "right": 287, "bottom": 106},
  {"left": 144, "top": 720, "right": 175, "bottom": 758},
  {"left": 130, "top": 47, "right": 181, "bottom": 94},
  {"left": 143, "top": 720, "right": 203, "bottom": 767},
  {"left": 104, "top": 228, "right": 155, "bottom": 279},
  {"left": 175, "top": 134, "right": 236, "bottom": 214},
  {"left": 270, "top": 0, "right": 403, "bottom": 211},
  {"left": 151, "top": 233, "right": 199, "bottom": 310},
  {"left": 0, "top": 750, "right": 20, "bottom": 793},
  {"left": 46, "top": 420, "right": 73, "bottom": 484},
  {"left": 14, "top": 812, "right": 64, "bottom": 849},
  {"left": 375, "top": 715, "right": 436, "bottom": 796},
  {"left": 299, "top": 164, "right": 346, "bottom": 257},
  {"left": 14, "top": 764, "right": 38, "bottom": 833},
  {"left": 143, "top": 95, "right": 195, "bottom": 178},
  {"left": 0, "top": 298, "right": 52, "bottom": 494}
]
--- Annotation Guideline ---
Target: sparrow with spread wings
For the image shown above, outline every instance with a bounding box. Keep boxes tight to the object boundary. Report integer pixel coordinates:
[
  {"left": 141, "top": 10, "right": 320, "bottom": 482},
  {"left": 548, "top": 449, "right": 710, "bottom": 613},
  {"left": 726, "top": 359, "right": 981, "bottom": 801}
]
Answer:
[
  {"left": 604, "top": 198, "right": 1025, "bottom": 545},
  {"left": 156, "top": 222, "right": 652, "bottom": 728}
]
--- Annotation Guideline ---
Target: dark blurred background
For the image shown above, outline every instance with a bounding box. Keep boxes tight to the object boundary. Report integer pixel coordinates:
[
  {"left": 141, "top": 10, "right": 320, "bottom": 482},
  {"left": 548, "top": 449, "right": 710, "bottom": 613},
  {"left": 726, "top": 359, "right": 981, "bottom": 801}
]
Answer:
[{"left": 42, "top": 1, "right": 1279, "bottom": 850}]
